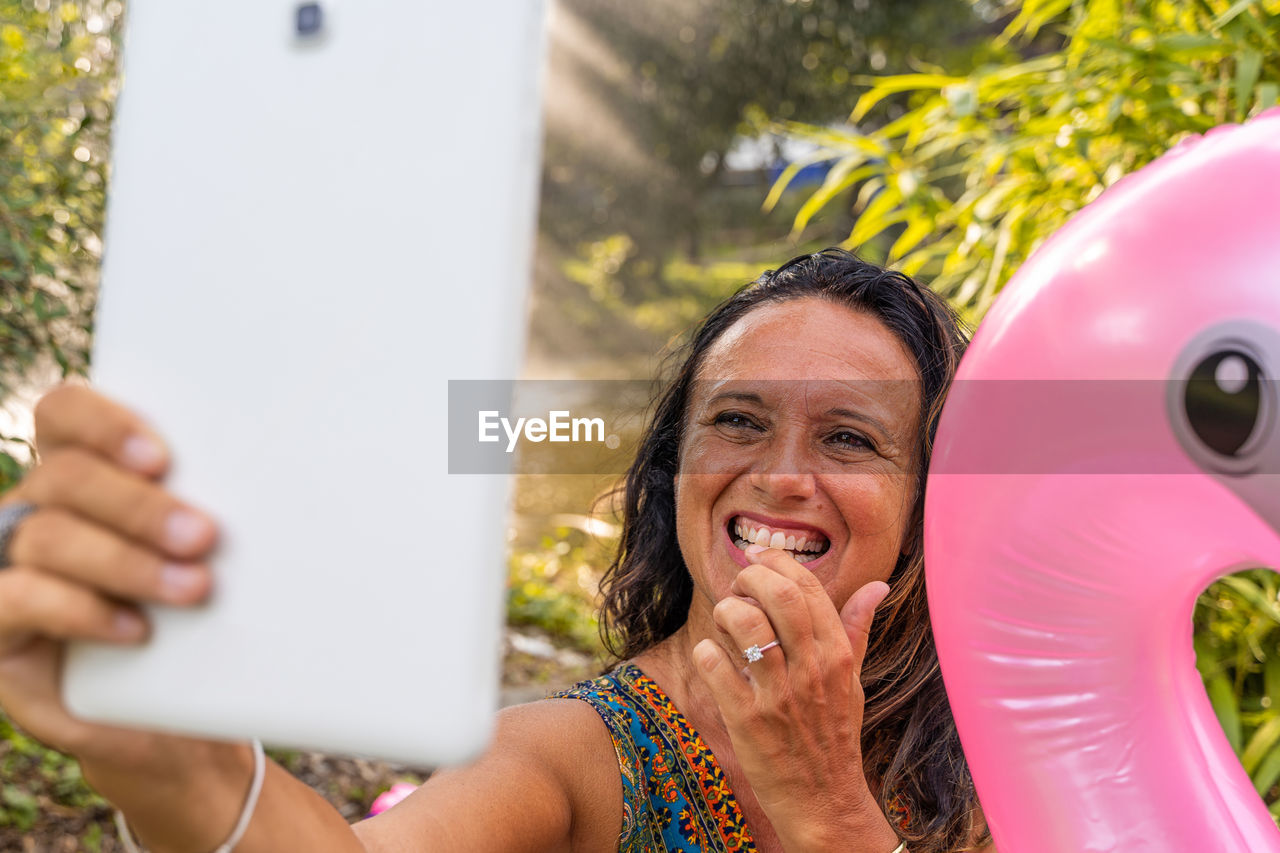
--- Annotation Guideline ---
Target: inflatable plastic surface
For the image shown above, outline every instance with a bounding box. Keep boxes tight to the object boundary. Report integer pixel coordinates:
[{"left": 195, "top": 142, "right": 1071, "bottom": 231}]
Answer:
[{"left": 925, "top": 109, "right": 1280, "bottom": 852}]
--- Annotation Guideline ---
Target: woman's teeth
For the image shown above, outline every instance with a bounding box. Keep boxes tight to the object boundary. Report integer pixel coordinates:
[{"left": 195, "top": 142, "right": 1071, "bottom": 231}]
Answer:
[{"left": 730, "top": 517, "right": 829, "bottom": 564}]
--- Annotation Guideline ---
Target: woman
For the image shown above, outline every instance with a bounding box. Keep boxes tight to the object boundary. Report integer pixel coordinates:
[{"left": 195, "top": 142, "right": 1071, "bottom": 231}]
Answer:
[{"left": 0, "top": 249, "right": 991, "bottom": 852}]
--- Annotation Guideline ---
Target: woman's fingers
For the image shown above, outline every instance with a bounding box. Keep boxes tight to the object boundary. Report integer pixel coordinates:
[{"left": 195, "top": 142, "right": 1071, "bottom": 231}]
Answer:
[
  {"left": 711, "top": 595, "right": 790, "bottom": 687},
  {"left": 32, "top": 384, "right": 169, "bottom": 478},
  {"left": 15, "top": 447, "right": 216, "bottom": 561},
  {"left": 7, "top": 508, "right": 211, "bottom": 606},
  {"left": 726, "top": 563, "right": 815, "bottom": 659},
  {"left": 719, "top": 546, "right": 891, "bottom": 700},
  {"left": 839, "top": 580, "right": 890, "bottom": 671},
  {"left": 691, "top": 638, "right": 753, "bottom": 719},
  {"left": 741, "top": 545, "right": 846, "bottom": 646},
  {"left": 0, "top": 567, "right": 148, "bottom": 653}
]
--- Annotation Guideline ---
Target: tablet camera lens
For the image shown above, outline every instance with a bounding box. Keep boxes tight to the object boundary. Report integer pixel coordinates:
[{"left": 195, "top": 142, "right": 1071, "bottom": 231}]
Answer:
[{"left": 296, "top": 3, "right": 323, "bottom": 36}]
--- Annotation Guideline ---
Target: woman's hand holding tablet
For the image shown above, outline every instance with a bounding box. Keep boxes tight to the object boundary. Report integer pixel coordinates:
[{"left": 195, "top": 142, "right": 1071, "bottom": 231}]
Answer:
[
  {"left": 0, "top": 385, "right": 215, "bottom": 760},
  {"left": 0, "top": 385, "right": 370, "bottom": 851}
]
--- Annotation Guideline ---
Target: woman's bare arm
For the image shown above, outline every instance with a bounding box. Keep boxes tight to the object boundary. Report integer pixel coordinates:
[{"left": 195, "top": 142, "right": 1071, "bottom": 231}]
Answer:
[
  {"left": 80, "top": 737, "right": 364, "bottom": 853},
  {"left": 353, "top": 699, "right": 620, "bottom": 853},
  {"left": 78, "top": 698, "right": 619, "bottom": 853}
]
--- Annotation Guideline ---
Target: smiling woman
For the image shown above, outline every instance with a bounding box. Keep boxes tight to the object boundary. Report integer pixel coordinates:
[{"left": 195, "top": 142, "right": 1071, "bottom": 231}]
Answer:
[
  {"left": 592, "top": 249, "right": 987, "bottom": 852},
  {"left": 0, "top": 249, "right": 987, "bottom": 853},
  {"left": 676, "top": 303, "right": 920, "bottom": 606}
]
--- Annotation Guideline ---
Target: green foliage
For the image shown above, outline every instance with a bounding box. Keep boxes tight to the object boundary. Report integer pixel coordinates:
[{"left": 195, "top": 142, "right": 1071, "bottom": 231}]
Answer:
[
  {"left": 507, "top": 525, "right": 615, "bottom": 654},
  {"left": 561, "top": 233, "right": 776, "bottom": 345},
  {"left": 544, "top": 0, "right": 975, "bottom": 253},
  {"left": 0, "top": 434, "right": 29, "bottom": 493},
  {"left": 773, "top": 0, "right": 1280, "bottom": 321},
  {"left": 1195, "top": 569, "right": 1280, "bottom": 813},
  {"left": 0, "top": 0, "right": 120, "bottom": 390},
  {"left": 0, "top": 0, "right": 121, "bottom": 481},
  {"left": 0, "top": 710, "right": 106, "bottom": 830},
  {"left": 776, "top": 0, "right": 1280, "bottom": 812},
  {"left": 535, "top": 0, "right": 980, "bottom": 361}
]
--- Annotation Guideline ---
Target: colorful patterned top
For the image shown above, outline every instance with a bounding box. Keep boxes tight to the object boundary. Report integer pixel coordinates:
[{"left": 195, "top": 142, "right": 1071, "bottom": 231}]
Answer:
[{"left": 553, "top": 663, "right": 758, "bottom": 853}]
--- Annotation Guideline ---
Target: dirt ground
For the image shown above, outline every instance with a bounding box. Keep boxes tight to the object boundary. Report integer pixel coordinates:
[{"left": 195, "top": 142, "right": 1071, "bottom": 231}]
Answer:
[{"left": 0, "top": 629, "right": 602, "bottom": 852}]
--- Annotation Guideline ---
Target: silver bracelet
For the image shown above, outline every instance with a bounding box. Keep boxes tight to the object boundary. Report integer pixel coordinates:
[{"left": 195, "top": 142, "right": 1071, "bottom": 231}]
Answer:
[{"left": 115, "top": 739, "right": 265, "bottom": 853}]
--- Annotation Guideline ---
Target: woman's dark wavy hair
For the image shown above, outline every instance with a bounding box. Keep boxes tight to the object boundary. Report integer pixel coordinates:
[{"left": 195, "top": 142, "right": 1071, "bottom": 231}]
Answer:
[{"left": 597, "top": 248, "right": 988, "bottom": 852}]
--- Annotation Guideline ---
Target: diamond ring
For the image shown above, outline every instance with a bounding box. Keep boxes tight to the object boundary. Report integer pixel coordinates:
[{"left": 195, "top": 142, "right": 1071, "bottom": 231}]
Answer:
[{"left": 742, "top": 640, "right": 780, "bottom": 663}]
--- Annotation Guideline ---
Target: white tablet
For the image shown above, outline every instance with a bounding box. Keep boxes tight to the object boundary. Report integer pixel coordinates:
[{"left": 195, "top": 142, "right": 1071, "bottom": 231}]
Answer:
[{"left": 65, "top": 0, "right": 546, "bottom": 767}]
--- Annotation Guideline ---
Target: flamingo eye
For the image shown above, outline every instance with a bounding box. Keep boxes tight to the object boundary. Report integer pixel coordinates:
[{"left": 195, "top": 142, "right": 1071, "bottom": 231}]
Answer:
[{"left": 1183, "top": 350, "right": 1264, "bottom": 458}]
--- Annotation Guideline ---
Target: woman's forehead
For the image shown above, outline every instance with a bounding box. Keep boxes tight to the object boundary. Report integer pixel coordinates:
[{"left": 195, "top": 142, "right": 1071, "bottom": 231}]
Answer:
[
  {"left": 692, "top": 378, "right": 919, "bottom": 413},
  {"left": 695, "top": 298, "right": 920, "bottom": 383}
]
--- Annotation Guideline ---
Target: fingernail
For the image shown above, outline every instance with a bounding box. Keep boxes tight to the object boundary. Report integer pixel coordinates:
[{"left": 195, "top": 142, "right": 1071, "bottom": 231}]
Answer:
[
  {"left": 745, "top": 543, "right": 766, "bottom": 561},
  {"left": 160, "top": 563, "right": 204, "bottom": 601},
  {"left": 121, "top": 435, "right": 165, "bottom": 471},
  {"left": 165, "top": 510, "right": 211, "bottom": 552},
  {"left": 114, "top": 610, "right": 146, "bottom": 639}
]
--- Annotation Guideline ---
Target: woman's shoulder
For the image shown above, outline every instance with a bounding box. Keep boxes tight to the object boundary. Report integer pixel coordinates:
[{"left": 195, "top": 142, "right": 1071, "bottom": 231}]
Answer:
[
  {"left": 353, "top": 686, "right": 623, "bottom": 853},
  {"left": 487, "top": 671, "right": 632, "bottom": 849},
  {"left": 545, "top": 664, "right": 658, "bottom": 762},
  {"left": 496, "top": 674, "right": 623, "bottom": 774}
]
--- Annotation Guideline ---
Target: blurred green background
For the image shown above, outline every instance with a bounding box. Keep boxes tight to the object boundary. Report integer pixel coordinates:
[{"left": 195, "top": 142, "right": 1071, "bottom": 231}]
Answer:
[{"left": 3, "top": 0, "right": 1280, "bottom": 847}]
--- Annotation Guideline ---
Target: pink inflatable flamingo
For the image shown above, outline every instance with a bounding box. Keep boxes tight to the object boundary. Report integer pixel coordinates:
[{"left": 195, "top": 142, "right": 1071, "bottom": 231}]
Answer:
[
  {"left": 925, "top": 110, "right": 1280, "bottom": 851},
  {"left": 367, "top": 782, "right": 417, "bottom": 818}
]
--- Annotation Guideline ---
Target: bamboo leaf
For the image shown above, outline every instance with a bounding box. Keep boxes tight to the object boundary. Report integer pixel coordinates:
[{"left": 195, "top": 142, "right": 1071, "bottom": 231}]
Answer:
[
  {"left": 1237, "top": 6, "right": 1280, "bottom": 49},
  {"left": 851, "top": 74, "right": 967, "bottom": 122},
  {"left": 999, "top": 0, "right": 1073, "bottom": 42},
  {"left": 762, "top": 160, "right": 807, "bottom": 214},
  {"left": 792, "top": 163, "right": 879, "bottom": 233},
  {"left": 1155, "top": 34, "right": 1227, "bottom": 57},
  {"left": 1252, "top": 739, "right": 1280, "bottom": 795},
  {"left": 888, "top": 216, "right": 934, "bottom": 261},
  {"left": 773, "top": 120, "right": 884, "bottom": 154},
  {"left": 1235, "top": 48, "right": 1264, "bottom": 120},
  {"left": 1206, "top": 672, "right": 1244, "bottom": 754},
  {"left": 1266, "top": 652, "right": 1280, "bottom": 703},
  {"left": 1220, "top": 575, "right": 1280, "bottom": 626},
  {"left": 1258, "top": 82, "right": 1279, "bottom": 112},
  {"left": 1214, "top": 0, "right": 1262, "bottom": 30},
  {"left": 975, "top": 54, "right": 1065, "bottom": 87},
  {"left": 875, "top": 101, "right": 944, "bottom": 144},
  {"left": 1242, "top": 714, "right": 1280, "bottom": 773},
  {"left": 898, "top": 244, "right": 941, "bottom": 277},
  {"left": 847, "top": 184, "right": 904, "bottom": 245}
]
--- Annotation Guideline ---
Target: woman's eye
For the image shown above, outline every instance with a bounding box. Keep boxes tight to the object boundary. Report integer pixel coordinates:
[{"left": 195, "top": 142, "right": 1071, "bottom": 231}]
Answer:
[
  {"left": 828, "top": 429, "right": 872, "bottom": 450},
  {"left": 714, "top": 411, "right": 761, "bottom": 431}
]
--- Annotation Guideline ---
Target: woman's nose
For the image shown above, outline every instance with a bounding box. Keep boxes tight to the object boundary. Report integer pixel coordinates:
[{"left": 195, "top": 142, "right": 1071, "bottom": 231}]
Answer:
[{"left": 747, "top": 432, "right": 817, "bottom": 500}]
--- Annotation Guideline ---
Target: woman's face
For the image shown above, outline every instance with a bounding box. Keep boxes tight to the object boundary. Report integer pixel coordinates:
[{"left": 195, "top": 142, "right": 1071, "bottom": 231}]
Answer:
[{"left": 674, "top": 297, "right": 922, "bottom": 615}]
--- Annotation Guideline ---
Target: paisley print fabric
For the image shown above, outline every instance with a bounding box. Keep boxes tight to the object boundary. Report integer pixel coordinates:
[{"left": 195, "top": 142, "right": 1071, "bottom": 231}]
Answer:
[{"left": 553, "top": 663, "right": 757, "bottom": 853}]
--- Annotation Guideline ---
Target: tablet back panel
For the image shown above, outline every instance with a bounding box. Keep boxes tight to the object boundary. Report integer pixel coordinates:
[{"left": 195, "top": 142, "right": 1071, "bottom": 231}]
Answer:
[{"left": 65, "top": 0, "right": 545, "bottom": 766}]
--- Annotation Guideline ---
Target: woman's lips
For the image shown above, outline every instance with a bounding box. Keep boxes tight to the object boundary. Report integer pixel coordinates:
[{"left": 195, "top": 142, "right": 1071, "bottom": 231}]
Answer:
[
  {"left": 722, "top": 516, "right": 831, "bottom": 569},
  {"left": 727, "top": 514, "right": 830, "bottom": 563}
]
